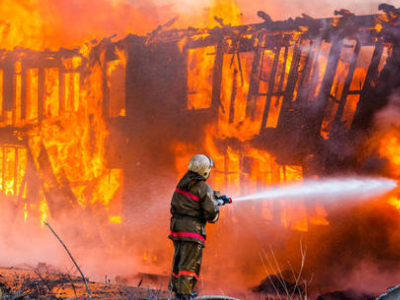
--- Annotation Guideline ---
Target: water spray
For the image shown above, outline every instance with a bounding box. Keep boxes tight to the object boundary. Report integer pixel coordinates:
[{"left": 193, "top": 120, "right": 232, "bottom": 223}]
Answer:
[{"left": 233, "top": 177, "right": 397, "bottom": 203}]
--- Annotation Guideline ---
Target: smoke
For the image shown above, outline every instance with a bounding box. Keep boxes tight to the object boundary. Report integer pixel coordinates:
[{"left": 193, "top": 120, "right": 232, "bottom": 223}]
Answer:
[
  {"left": 0, "top": 191, "right": 172, "bottom": 283},
  {"left": 298, "top": 195, "right": 400, "bottom": 297},
  {"left": 375, "top": 91, "right": 400, "bottom": 131},
  {"left": 285, "top": 69, "right": 400, "bottom": 297},
  {"left": 1, "top": 0, "right": 397, "bottom": 51},
  {"left": 0, "top": 199, "right": 64, "bottom": 269},
  {"left": 1, "top": 1, "right": 400, "bottom": 299},
  {"left": 373, "top": 91, "right": 400, "bottom": 178}
]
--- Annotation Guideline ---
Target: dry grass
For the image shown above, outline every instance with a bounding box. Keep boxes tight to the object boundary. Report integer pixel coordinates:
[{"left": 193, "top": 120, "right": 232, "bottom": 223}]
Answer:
[{"left": 258, "top": 239, "right": 313, "bottom": 300}]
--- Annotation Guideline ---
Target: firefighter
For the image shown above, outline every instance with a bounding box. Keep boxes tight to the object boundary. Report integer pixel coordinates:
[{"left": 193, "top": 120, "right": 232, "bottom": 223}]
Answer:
[{"left": 168, "top": 154, "right": 230, "bottom": 300}]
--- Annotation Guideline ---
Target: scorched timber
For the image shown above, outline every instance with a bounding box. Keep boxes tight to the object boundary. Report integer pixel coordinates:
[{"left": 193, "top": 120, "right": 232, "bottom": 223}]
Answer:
[{"left": 144, "top": 8, "right": 400, "bottom": 49}]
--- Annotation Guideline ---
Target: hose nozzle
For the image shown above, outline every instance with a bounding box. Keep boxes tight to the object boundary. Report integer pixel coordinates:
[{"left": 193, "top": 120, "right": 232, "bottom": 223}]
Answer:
[{"left": 217, "top": 195, "right": 233, "bottom": 206}]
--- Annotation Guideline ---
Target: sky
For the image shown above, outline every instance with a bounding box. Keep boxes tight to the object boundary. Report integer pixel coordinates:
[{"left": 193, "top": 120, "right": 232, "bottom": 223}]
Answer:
[
  {"left": 142, "top": 0, "right": 399, "bottom": 23},
  {"left": 1, "top": 0, "right": 397, "bottom": 51}
]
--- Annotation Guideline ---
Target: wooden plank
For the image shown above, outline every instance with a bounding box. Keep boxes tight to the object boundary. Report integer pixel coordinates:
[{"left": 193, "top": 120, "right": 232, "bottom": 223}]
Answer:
[
  {"left": 2, "top": 147, "right": 5, "bottom": 193},
  {"left": 102, "top": 61, "right": 110, "bottom": 118},
  {"left": 313, "top": 37, "right": 344, "bottom": 132},
  {"left": 20, "top": 65, "right": 27, "bottom": 121},
  {"left": 59, "top": 65, "right": 65, "bottom": 114},
  {"left": 38, "top": 68, "right": 44, "bottom": 122},
  {"left": 277, "top": 46, "right": 289, "bottom": 94},
  {"left": 295, "top": 38, "right": 321, "bottom": 103},
  {"left": 13, "top": 147, "right": 18, "bottom": 196},
  {"left": 278, "top": 40, "right": 302, "bottom": 129},
  {"left": 260, "top": 45, "right": 281, "bottom": 131},
  {"left": 211, "top": 41, "right": 224, "bottom": 122},
  {"left": 3, "top": 56, "right": 13, "bottom": 115},
  {"left": 350, "top": 43, "right": 384, "bottom": 131},
  {"left": 228, "top": 69, "right": 238, "bottom": 124},
  {"left": 245, "top": 47, "right": 262, "bottom": 120},
  {"left": 332, "top": 40, "right": 361, "bottom": 131},
  {"left": 305, "top": 39, "right": 324, "bottom": 103}
]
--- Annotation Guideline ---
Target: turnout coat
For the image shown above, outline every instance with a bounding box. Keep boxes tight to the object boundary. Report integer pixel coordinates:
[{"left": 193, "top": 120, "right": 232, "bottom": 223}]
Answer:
[{"left": 168, "top": 171, "right": 220, "bottom": 246}]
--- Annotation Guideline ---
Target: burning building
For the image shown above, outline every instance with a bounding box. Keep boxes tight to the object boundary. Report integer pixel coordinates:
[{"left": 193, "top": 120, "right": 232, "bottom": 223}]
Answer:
[{"left": 1, "top": 0, "right": 400, "bottom": 298}]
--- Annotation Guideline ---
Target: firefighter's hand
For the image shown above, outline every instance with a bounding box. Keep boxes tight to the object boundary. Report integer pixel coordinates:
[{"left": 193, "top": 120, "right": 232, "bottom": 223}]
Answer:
[{"left": 220, "top": 195, "right": 232, "bottom": 205}]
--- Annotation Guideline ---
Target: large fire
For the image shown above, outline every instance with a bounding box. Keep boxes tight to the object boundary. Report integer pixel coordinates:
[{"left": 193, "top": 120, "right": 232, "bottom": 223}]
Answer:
[
  {"left": 380, "top": 130, "right": 400, "bottom": 178},
  {"left": 0, "top": 0, "right": 399, "bottom": 298}
]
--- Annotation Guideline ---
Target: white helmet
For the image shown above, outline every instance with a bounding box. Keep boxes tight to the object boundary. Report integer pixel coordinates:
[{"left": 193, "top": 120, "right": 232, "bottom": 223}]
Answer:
[{"left": 188, "top": 154, "right": 214, "bottom": 179}]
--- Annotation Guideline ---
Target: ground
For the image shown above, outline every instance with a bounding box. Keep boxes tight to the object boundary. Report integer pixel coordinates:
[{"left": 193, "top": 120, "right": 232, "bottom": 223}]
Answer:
[{"left": 0, "top": 266, "right": 170, "bottom": 300}]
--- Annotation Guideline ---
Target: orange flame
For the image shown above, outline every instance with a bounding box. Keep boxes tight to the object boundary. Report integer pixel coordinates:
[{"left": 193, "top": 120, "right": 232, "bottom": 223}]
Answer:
[
  {"left": 0, "top": 0, "right": 158, "bottom": 51},
  {"left": 379, "top": 130, "right": 400, "bottom": 178},
  {"left": 172, "top": 0, "right": 334, "bottom": 231}
]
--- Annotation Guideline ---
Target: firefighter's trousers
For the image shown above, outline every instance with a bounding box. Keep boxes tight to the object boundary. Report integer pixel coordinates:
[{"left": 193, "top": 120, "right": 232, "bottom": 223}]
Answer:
[{"left": 169, "top": 241, "right": 203, "bottom": 295}]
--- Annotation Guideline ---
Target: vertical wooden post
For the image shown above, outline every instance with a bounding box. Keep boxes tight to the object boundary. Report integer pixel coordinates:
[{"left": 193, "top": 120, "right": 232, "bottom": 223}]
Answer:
[
  {"left": 211, "top": 41, "right": 224, "bottom": 123},
  {"left": 245, "top": 46, "right": 262, "bottom": 120},
  {"left": 350, "top": 43, "right": 384, "bottom": 131},
  {"left": 21, "top": 64, "right": 27, "bottom": 121},
  {"left": 3, "top": 56, "right": 14, "bottom": 124},
  {"left": 260, "top": 44, "right": 281, "bottom": 131},
  {"left": 278, "top": 40, "right": 302, "bottom": 129},
  {"left": 304, "top": 38, "right": 323, "bottom": 103},
  {"left": 295, "top": 40, "right": 313, "bottom": 99},
  {"left": 13, "top": 147, "right": 18, "bottom": 196},
  {"left": 313, "top": 36, "right": 344, "bottom": 132},
  {"left": 276, "top": 46, "right": 289, "bottom": 94},
  {"left": 102, "top": 61, "right": 110, "bottom": 118},
  {"left": 228, "top": 69, "right": 237, "bottom": 124},
  {"left": 38, "top": 67, "right": 44, "bottom": 122},
  {"left": 332, "top": 40, "right": 361, "bottom": 130},
  {"left": 0, "top": 69, "right": 4, "bottom": 122},
  {"left": 2, "top": 147, "right": 5, "bottom": 193},
  {"left": 59, "top": 65, "right": 65, "bottom": 115}
]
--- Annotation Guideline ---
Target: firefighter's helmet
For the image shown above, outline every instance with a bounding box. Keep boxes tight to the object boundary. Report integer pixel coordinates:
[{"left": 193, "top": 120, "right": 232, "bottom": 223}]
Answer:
[{"left": 188, "top": 154, "right": 214, "bottom": 179}]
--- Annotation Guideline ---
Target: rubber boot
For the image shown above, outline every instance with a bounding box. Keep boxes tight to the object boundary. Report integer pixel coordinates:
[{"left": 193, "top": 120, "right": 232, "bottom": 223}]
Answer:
[{"left": 179, "top": 294, "right": 194, "bottom": 300}]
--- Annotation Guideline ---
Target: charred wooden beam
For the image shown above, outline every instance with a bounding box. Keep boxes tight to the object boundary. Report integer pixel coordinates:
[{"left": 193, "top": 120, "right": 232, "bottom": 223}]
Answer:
[
  {"left": 38, "top": 67, "right": 44, "bottom": 122},
  {"left": 102, "top": 64, "right": 110, "bottom": 118},
  {"left": 20, "top": 65, "right": 27, "bottom": 121},
  {"left": 350, "top": 43, "right": 384, "bottom": 131},
  {"left": 102, "top": 43, "right": 120, "bottom": 118},
  {"left": 296, "top": 38, "right": 322, "bottom": 104},
  {"left": 260, "top": 44, "right": 281, "bottom": 132},
  {"left": 13, "top": 147, "right": 18, "bottom": 196},
  {"left": 228, "top": 69, "right": 238, "bottom": 124},
  {"left": 245, "top": 46, "right": 262, "bottom": 120},
  {"left": 332, "top": 40, "right": 361, "bottom": 131},
  {"left": 278, "top": 39, "right": 302, "bottom": 130},
  {"left": 277, "top": 46, "right": 289, "bottom": 96},
  {"left": 59, "top": 65, "right": 66, "bottom": 113},
  {"left": 3, "top": 55, "right": 13, "bottom": 117},
  {"left": 212, "top": 41, "right": 224, "bottom": 122},
  {"left": 2, "top": 147, "right": 4, "bottom": 192},
  {"left": 305, "top": 38, "right": 324, "bottom": 103},
  {"left": 32, "top": 142, "right": 78, "bottom": 216},
  {"left": 151, "top": 8, "right": 396, "bottom": 50},
  {"left": 294, "top": 40, "right": 313, "bottom": 100},
  {"left": 313, "top": 36, "right": 344, "bottom": 135}
]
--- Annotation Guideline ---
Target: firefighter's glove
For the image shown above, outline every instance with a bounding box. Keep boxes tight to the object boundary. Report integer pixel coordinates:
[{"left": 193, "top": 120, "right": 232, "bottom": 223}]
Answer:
[{"left": 220, "top": 195, "right": 231, "bottom": 205}]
